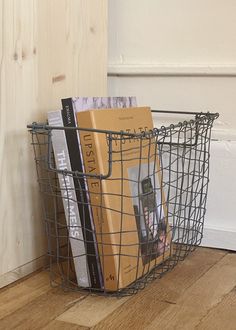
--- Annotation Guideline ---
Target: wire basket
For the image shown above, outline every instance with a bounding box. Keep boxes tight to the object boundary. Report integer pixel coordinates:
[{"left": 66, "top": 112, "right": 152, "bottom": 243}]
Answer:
[{"left": 27, "top": 110, "right": 218, "bottom": 296}]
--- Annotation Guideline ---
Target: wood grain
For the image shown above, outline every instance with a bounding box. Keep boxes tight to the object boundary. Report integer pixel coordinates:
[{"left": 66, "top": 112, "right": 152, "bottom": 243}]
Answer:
[
  {"left": 0, "top": 256, "right": 46, "bottom": 288},
  {"left": 196, "top": 286, "right": 236, "bottom": 330},
  {"left": 0, "top": 271, "right": 50, "bottom": 320},
  {"left": 42, "top": 320, "right": 88, "bottom": 330},
  {"left": 0, "top": 0, "right": 45, "bottom": 281},
  {"left": 92, "top": 248, "right": 226, "bottom": 329},
  {"left": 57, "top": 295, "right": 130, "bottom": 328},
  {"left": 0, "top": 288, "right": 86, "bottom": 329},
  {"left": 0, "top": 0, "right": 107, "bottom": 286},
  {"left": 0, "top": 248, "right": 234, "bottom": 330},
  {"left": 147, "top": 253, "right": 236, "bottom": 330}
]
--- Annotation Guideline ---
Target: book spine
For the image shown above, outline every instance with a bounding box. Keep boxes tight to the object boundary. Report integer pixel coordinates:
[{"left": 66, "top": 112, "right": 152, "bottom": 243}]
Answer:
[
  {"left": 78, "top": 112, "right": 118, "bottom": 291},
  {"left": 61, "top": 99, "right": 102, "bottom": 288},
  {"left": 47, "top": 111, "right": 90, "bottom": 287}
]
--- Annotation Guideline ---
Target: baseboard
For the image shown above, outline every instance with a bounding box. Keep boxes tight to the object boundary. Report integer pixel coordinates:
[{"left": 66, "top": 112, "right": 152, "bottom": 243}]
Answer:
[
  {"left": 201, "top": 227, "right": 236, "bottom": 251},
  {"left": 0, "top": 255, "right": 47, "bottom": 289}
]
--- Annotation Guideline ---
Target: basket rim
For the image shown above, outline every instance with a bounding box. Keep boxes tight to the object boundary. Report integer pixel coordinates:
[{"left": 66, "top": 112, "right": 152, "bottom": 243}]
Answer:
[{"left": 27, "top": 110, "right": 219, "bottom": 138}]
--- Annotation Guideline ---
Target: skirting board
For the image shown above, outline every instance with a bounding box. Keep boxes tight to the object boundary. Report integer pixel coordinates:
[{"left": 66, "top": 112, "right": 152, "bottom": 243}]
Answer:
[
  {"left": 201, "top": 227, "right": 236, "bottom": 251},
  {"left": 0, "top": 255, "right": 47, "bottom": 289}
]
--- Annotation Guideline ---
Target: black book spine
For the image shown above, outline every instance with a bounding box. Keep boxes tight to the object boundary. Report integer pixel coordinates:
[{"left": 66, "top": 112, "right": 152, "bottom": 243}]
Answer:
[{"left": 61, "top": 98, "right": 101, "bottom": 288}]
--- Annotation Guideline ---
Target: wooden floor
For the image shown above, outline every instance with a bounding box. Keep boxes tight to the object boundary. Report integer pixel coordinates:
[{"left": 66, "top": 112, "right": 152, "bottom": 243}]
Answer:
[{"left": 0, "top": 247, "right": 236, "bottom": 330}]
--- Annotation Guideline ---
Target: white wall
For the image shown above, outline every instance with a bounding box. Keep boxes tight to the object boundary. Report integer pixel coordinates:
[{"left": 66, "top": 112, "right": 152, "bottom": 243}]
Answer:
[
  {"left": 109, "top": 0, "right": 236, "bottom": 65},
  {"left": 108, "top": 0, "right": 236, "bottom": 250}
]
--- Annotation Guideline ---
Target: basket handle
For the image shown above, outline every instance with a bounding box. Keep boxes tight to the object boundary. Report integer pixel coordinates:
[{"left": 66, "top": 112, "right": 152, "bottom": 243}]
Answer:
[{"left": 47, "top": 131, "right": 113, "bottom": 180}]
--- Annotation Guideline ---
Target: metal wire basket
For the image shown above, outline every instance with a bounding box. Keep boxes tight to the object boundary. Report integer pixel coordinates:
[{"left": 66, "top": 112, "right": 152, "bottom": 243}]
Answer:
[{"left": 27, "top": 110, "right": 219, "bottom": 296}]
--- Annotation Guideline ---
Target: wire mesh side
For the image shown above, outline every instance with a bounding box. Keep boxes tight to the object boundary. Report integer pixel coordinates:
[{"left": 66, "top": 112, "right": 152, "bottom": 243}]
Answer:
[
  {"left": 31, "top": 129, "right": 76, "bottom": 288},
  {"left": 29, "top": 112, "right": 217, "bottom": 296}
]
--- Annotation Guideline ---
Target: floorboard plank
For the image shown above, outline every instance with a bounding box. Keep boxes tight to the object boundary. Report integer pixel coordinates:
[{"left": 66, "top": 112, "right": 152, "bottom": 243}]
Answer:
[
  {"left": 0, "top": 288, "right": 86, "bottom": 330},
  {"left": 92, "top": 248, "right": 226, "bottom": 330},
  {"left": 0, "top": 248, "right": 231, "bottom": 330},
  {"left": 57, "top": 295, "right": 130, "bottom": 328},
  {"left": 42, "top": 319, "right": 88, "bottom": 330},
  {"left": 196, "top": 286, "right": 236, "bottom": 330},
  {"left": 0, "top": 271, "right": 51, "bottom": 320},
  {"left": 147, "top": 253, "right": 236, "bottom": 330}
]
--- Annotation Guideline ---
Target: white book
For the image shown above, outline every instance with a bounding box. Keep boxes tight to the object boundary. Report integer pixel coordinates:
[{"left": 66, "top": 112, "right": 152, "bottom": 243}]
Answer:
[{"left": 47, "top": 110, "right": 90, "bottom": 287}]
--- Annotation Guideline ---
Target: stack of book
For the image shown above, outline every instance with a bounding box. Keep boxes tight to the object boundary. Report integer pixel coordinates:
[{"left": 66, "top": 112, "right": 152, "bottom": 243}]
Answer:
[{"left": 48, "top": 97, "right": 171, "bottom": 292}]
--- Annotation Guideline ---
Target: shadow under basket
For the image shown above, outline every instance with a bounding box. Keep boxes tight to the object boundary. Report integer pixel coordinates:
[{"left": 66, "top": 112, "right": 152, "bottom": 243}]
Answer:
[{"left": 27, "top": 110, "right": 219, "bottom": 296}]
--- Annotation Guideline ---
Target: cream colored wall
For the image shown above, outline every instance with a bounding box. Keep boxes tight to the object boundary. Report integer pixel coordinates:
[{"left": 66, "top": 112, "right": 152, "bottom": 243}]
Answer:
[
  {"left": 109, "top": 0, "right": 236, "bottom": 65},
  {"left": 108, "top": 0, "right": 236, "bottom": 131},
  {"left": 108, "top": 0, "right": 236, "bottom": 250},
  {"left": 0, "top": 0, "right": 107, "bottom": 287}
]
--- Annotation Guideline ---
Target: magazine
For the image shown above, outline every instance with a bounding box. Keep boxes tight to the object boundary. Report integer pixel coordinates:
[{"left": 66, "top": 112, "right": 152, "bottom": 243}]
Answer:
[{"left": 128, "top": 161, "right": 170, "bottom": 265}]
